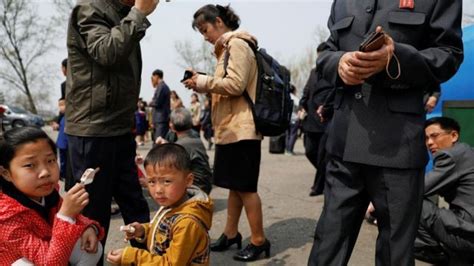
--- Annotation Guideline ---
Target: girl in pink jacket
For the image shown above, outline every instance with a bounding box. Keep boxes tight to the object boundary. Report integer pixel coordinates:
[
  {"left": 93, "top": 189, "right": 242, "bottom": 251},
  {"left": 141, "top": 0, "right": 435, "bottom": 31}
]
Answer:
[{"left": 0, "top": 127, "right": 104, "bottom": 265}]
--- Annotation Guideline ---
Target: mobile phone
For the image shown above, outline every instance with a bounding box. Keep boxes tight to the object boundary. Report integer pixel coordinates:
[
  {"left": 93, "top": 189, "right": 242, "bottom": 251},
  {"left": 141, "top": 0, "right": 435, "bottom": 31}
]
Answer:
[{"left": 181, "top": 70, "right": 193, "bottom": 82}]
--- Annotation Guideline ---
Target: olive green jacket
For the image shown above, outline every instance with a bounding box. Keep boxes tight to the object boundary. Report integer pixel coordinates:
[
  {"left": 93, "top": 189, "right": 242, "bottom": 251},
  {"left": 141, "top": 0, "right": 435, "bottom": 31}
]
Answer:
[{"left": 65, "top": 0, "right": 150, "bottom": 136}]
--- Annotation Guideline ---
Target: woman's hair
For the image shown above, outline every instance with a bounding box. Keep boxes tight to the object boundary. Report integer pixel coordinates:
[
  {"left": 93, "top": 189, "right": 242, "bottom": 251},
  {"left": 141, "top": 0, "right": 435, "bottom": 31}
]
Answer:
[
  {"left": 0, "top": 127, "right": 56, "bottom": 170},
  {"left": 192, "top": 4, "right": 240, "bottom": 31},
  {"left": 171, "top": 90, "right": 180, "bottom": 99},
  {"left": 191, "top": 93, "right": 200, "bottom": 102},
  {"left": 144, "top": 143, "right": 191, "bottom": 173}
]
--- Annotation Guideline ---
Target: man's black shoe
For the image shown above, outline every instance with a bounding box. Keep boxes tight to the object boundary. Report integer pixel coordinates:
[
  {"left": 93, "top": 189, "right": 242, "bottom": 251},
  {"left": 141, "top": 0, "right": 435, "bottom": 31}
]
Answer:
[{"left": 414, "top": 246, "right": 448, "bottom": 264}]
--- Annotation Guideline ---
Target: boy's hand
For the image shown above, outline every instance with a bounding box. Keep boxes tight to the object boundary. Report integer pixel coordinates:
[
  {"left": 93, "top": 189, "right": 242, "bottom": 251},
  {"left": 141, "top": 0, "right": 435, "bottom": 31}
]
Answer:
[
  {"left": 81, "top": 227, "right": 99, "bottom": 253},
  {"left": 155, "top": 136, "right": 168, "bottom": 145},
  {"left": 59, "top": 183, "right": 89, "bottom": 218},
  {"left": 107, "top": 248, "right": 124, "bottom": 265},
  {"left": 135, "top": 0, "right": 159, "bottom": 16},
  {"left": 121, "top": 222, "right": 145, "bottom": 241}
]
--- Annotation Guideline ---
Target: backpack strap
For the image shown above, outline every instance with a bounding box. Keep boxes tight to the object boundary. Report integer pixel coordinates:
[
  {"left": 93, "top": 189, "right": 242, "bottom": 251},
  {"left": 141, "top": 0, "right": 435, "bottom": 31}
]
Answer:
[{"left": 223, "top": 39, "right": 260, "bottom": 133}]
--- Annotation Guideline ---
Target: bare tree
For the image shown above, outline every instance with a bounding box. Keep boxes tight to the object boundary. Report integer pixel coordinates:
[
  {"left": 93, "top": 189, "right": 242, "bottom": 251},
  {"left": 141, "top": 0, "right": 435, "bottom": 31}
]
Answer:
[
  {"left": 52, "top": 0, "right": 75, "bottom": 31},
  {"left": 174, "top": 39, "right": 216, "bottom": 75},
  {"left": 0, "top": 0, "right": 57, "bottom": 114},
  {"left": 287, "top": 25, "right": 329, "bottom": 94}
]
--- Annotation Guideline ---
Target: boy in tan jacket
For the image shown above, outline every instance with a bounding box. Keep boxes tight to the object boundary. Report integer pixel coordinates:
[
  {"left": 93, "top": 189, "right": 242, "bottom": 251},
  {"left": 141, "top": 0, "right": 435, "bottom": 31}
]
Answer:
[{"left": 107, "top": 144, "right": 213, "bottom": 265}]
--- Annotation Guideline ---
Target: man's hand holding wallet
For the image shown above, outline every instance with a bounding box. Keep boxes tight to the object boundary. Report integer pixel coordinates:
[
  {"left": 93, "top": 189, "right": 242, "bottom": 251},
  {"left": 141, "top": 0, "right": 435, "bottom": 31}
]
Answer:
[{"left": 338, "top": 26, "right": 395, "bottom": 85}]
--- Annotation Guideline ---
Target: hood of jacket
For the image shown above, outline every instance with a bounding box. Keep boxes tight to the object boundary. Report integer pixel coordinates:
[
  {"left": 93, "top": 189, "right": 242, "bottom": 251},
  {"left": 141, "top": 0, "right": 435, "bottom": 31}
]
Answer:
[
  {"left": 165, "top": 186, "right": 213, "bottom": 229},
  {"left": 214, "top": 30, "right": 258, "bottom": 58}
]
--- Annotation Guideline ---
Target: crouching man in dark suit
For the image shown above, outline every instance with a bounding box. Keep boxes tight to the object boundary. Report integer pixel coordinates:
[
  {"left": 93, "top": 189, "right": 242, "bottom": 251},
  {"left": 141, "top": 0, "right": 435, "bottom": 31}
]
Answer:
[
  {"left": 415, "top": 117, "right": 474, "bottom": 265},
  {"left": 308, "top": 1, "right": 464, "bottom": 265}
]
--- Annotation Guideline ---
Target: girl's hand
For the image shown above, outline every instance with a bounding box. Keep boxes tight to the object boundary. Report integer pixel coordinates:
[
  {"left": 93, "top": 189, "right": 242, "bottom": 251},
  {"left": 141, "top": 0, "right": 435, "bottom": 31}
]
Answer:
[
  {"left": 122, "top": 222, "right": 145, "bottom": 241},
  {"left": 59, "top": 183, "right": 89, "bottom": 218},
  {"left": 107, "top": 248, "right": 124, "bottom": 265},
  {"left": 81, "top": 227, "right": 99, "bottom": 253}
]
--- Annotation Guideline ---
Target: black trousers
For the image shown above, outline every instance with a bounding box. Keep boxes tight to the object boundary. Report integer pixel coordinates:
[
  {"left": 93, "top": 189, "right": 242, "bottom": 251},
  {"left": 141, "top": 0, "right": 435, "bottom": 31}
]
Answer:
[
  {"left": 304, "top": 132, "right": 325, "bottom": 194},
  {"left": 67, "top": 134, "right": 150, "bottom": 247},
  {"left": 153, "top": 122, "right": 169, "bottom": 142},
  {"left": 308, "top": 156, "right": 424, "bottom": 266},
  {"left": 416, "top": 199, "right": 474, "bottom": 263}
]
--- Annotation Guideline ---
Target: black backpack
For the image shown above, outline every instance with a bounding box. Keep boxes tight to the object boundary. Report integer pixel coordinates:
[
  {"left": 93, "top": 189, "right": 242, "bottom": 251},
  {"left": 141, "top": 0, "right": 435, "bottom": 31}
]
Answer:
[{"left": 224, "top": 39, "right": 293, "bottom": 136}]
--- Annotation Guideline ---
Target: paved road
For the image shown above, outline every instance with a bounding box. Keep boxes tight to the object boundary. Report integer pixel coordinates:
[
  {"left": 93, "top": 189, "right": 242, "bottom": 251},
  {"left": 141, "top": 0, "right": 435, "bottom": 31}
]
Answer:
[{"left": 101, "top": 135, "right": 431, "bottom": 266}]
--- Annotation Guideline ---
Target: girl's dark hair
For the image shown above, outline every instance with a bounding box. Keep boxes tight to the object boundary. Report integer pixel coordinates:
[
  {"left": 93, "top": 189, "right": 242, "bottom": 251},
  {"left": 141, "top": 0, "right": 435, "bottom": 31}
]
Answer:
[
  {"left": 0, "top": 127, "right": 57, "bottom": 170},
  {"left": 192, "top": 4, "right": 240, "bottom": 31},
  {"left": 144, "top": 143, "right": 191, "bottom": 173}
]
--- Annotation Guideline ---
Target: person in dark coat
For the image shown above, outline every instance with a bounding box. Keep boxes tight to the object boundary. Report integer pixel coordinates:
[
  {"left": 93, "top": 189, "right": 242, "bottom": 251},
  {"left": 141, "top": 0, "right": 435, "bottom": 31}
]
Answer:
[
  {"left": 415, "top": 117, "right": 474, "bottom": 265},
  {"left": 308, "top": 1, "right": 464, "bottom": 265},
  {"left": 149, "top": 69, "right": 171, "bottom": 142},
  {"left": 299, "top": 43, "right": 333, "bottom": 196}
]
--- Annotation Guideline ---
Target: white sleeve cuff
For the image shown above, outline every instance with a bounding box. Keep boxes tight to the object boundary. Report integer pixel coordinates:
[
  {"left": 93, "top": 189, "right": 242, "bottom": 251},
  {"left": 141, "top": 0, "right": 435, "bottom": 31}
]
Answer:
[
  {"left": 56, "top": 213, "right": 76, "bottom": 224},
  {"left": 196, "top": 75, "right": 208, "bottom": 91}
]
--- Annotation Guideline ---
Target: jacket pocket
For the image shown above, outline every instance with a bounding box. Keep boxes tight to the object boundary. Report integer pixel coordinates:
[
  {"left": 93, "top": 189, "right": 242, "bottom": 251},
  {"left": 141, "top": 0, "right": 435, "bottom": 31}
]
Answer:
[
  {"left": 388, "top": 11, "right": 425, "bottom": 25},
  {"left": 386, "top": 91, "right": 424, "bottom": 115},
  {"left": 90, "top": 78, "right": 110, "bottom": 122},
  {"left": 330, "top": 16, "right": 354, "bottom": 31},
  {"left": 388, "top": 11, "right": 426, "bottom": 44}
]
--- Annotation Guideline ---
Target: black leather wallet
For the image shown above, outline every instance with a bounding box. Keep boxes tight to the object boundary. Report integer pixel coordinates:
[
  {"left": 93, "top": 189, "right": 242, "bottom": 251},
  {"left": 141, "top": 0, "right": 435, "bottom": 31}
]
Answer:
[{"left": 359, "top": 31, "right": 385, "bottom": 52}]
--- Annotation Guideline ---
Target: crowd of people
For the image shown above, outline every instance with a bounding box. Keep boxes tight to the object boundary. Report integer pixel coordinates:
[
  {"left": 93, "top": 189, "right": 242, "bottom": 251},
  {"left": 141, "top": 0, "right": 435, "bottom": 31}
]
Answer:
[{"left": 0, "top": 0, "right": 472, "bottom": 265}]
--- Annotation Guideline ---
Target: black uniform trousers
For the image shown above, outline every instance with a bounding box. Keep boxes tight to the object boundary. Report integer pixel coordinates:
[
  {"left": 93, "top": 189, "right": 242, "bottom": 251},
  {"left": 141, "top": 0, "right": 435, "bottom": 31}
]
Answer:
[
  {"left": 304, "top": 132, "right": 326, "bottom": 194},
  {"left": 67, "top": 134, "right": 150, "bottom": 249},
  {"left": 416, "top": 199, "right": 474, "bottom": 264},
  {"left": 309, "top": 156, "right": 424, "bottom": 266}
]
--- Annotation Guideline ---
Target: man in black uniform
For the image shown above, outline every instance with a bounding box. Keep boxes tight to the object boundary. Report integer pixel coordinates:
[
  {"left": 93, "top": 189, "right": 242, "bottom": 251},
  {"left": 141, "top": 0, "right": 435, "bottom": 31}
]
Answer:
[{"left": 308, "top": 1, "right": 463, "bottom": 265}]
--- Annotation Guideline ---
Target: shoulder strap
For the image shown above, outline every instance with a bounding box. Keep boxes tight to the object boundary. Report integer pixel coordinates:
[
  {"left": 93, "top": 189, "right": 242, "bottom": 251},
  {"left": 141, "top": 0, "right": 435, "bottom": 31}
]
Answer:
[{"left": 223, "top": 39, "right": 259, "bottom": 122}]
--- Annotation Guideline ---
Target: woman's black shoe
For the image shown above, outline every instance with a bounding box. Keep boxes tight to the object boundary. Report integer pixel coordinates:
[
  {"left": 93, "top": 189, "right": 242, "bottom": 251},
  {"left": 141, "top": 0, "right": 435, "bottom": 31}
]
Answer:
[
  {"left": 210, "top": 232, "right": 242, "bottom": 252},
  {"left": 233, "top": 239, "right": 271, "bottom": 261}
]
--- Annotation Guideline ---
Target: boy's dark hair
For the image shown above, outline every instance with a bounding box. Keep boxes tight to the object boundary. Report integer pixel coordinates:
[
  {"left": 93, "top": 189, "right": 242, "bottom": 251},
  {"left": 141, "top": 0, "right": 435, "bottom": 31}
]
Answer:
[
  {"left": 170, "top": 108, "right": 193, "bottom": 132},
  {"left": 61, "top": 58, "right": 68, "bottom": 68},
  {"left": 0, "top": 127, "right": 57, "bottom": 170},
  {"left": 152, "top": 69, "right": 163, "bottom": 79},
  {"left": 425, "top": 116, "right": 461, "bottom": 134},
  {"left": 144, "top": 143, "right": 191, "bottom": 173},
  {"left": 192, "top": 4, "right": 240, "bottom": 31}
]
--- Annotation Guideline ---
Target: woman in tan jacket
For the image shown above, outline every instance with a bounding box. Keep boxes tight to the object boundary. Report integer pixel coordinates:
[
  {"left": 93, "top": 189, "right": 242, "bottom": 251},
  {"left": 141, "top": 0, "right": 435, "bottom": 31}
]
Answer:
[{"left": 183, "top": 4, "right": 270, "bottom": 262}]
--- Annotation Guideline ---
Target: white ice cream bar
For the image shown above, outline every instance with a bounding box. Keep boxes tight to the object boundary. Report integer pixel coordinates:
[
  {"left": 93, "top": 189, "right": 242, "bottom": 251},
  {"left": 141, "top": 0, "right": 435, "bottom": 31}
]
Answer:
[
  {"left": 120, "top": 225, "right": 136, "bottom": 233},
  {"left": 80, "top": 168, "right": 99, "bottom": 185}
]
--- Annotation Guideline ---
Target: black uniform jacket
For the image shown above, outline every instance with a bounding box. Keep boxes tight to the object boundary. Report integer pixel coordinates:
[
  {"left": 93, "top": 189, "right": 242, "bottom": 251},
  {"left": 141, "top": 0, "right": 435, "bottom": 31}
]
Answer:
[
  {"left": 425, "top": 142, "right": 474, "bottom": 234},
  {"left": 318, "top": 0, "right": 463, "bottom": 168}
]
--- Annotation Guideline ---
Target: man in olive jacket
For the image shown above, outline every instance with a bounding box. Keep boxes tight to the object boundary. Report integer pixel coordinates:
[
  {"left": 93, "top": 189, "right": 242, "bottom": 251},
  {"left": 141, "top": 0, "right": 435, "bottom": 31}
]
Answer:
[{"left": 65, "top": 0, "right": 158, "bottom": 256}]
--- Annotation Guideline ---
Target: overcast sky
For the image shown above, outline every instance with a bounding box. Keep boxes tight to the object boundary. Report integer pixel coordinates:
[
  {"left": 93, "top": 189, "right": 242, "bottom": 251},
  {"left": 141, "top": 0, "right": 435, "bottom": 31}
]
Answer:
[{"left": 32, "top": 0, "right": 474, "bottom": 108}]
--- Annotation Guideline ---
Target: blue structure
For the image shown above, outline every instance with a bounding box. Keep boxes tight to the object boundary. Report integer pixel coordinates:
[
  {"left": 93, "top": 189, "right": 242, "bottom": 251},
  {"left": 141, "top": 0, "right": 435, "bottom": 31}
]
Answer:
[
  {"left": 430, "top": 25, "right": 474, "bottom": 117},
  {"left": 426, "top": 25, "right": 474, "bottom": 171}
]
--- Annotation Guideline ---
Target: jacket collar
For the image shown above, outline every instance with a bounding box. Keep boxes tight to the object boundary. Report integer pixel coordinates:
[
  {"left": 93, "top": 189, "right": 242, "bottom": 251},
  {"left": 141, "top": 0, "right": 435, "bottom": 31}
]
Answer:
[
  {"left": 0, "top": 178, "right": 59, "bottom": 223},
  {"left": 214, "top": 30, "right": 258, "bottom": 58}
]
